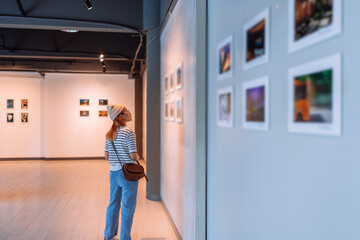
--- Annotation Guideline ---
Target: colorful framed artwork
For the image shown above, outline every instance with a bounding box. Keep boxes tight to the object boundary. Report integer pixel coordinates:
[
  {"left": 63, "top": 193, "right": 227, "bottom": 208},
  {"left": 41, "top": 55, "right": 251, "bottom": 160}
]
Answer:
[
  {"left": 165, "top": 75, "right": 169, "bottom": 95},
  {"left": 217, "top": 35, "right": 234, "bottom": 80},
  {"left": 80, "top": 110, "right": 90, "bottom": 117},
  {"left": 169, "top": 99, "right": 175, "bottom": 122},
  {"left": 288, "top": 0, "right": 342, "bottom": 53},
  {"left": 21, "top": 113, "right": 28, "bottom": 123},
  {"left": 169, "top": 71, "right": 175, "bottom": 93},
  {"left": 175, "top": 97, "right": 183, "bottom": 123},
  {"left": 7, "top": 113, "right": 14, "bottom": 123},
  {"left": 217, "top": 86, "right": 234, "bottom": 127},
  {"left": 21, "top": 99, "right": 28, "bottom": 109},
  {"left": 99, "top": 110, "right": 108, "bottom": 117},
  {"left": 7, "top": 99, "right": 14, "bottom": 109},
  {"left": 243, "top": 8, "right": 270, "bottom": 70},
  {"left": 176, "top": 62, "right": 183, "bottom": 90},
  {"left": 80, "top": 99, "right": 90, "bottom": 106},
  {"left": 242, "top": 76, "right": 269, "bottom": 131},
  {"left": 164, "top": 101, "right": 169, "bottom": 121},
  {"left": 288, "top": 54, "right": 341, "bottom": 136},
  {"left": 99, "top": 99, "right": 108, "bottom": 106}
]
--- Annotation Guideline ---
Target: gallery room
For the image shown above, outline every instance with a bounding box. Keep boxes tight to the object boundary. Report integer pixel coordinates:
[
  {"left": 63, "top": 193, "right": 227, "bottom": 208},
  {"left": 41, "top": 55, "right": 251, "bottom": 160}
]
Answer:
[{"left": 1, "top": 0, "right": 359, "bottom": 240}]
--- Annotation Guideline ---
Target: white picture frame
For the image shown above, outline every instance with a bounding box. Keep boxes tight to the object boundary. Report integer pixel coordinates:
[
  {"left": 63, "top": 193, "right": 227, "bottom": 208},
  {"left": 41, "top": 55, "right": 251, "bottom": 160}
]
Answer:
[
  {"left": 217, "top": 35, "right": 234, "bottom": 80},
  {"left": 288, "top": 0, "right": 342, "bottom": 53},
  {"left": 175, "top": 97, "right": 183, "bottom": 123},
  {"left": 242, "top": 76, "right": 269, "bottom": 131},
  {"left": 288, "top": 54, "right": 341, "bottom": 136},
  {"left": 217, "top": 86, "right": 234, "bottom": 127},
  {"left": 164, "top": 75, "right": 169, "bottom": 95},
  {"left": 164, "top": 101, "right": 169, "bottom": 121},
  {"left": 243, "top": 8, "right": 270, "bottom": 71},
  {"left": 169, "top": 71, "right": 175, "bottom": 93},
  {"left": 169, "top": 99, "right": 175, "bottom": 122},
  {"left": 176, "top": 62, "right": 183, "bottom": 90}
]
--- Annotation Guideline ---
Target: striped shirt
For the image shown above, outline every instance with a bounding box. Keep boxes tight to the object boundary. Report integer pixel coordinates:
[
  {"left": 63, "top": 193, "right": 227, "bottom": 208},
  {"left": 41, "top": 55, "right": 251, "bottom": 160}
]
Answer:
[{"left": 105, "top": 126, "right": 137, "bottom": 171}]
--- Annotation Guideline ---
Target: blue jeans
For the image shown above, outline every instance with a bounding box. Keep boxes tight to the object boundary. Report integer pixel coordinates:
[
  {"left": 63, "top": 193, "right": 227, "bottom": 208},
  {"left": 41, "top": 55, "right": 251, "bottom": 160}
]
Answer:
[{"left": 104, "top": 170, "right": 139, "bottom": 240}]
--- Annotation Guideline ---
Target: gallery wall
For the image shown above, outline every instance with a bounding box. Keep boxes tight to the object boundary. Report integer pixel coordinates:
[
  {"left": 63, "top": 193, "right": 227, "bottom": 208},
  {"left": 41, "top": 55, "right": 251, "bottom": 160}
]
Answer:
[
  {"left": 160, "top": 0, "right": 196, "bottom": 238},
  {"left": 43, "top": 73, "right": 135, "bottom": 158},
  {"left": 207, "top": 0, "right": 360, "bottom": 240},
  {"left": 0, "top": 72, "right": 43, "bottom": 158}
]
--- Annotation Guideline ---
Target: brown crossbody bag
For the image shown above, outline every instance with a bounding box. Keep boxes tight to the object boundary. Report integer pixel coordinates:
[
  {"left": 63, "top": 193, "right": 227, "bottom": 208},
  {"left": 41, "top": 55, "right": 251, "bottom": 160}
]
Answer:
[{"left": 111, "top": 141, "right": 148, "bottom": 182}]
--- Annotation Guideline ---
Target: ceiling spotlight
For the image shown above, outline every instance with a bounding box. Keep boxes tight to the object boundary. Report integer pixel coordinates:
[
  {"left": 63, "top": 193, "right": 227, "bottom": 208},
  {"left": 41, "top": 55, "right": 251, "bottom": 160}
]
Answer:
[
  {"left": 99, "top": 53, "right": 104, "bottom": 62},
  {"left": 84, "top": 0, "right": 93, "bottom": 10},
  {"left": 61, "top": 29, "right": 79, "bottom": 33}
]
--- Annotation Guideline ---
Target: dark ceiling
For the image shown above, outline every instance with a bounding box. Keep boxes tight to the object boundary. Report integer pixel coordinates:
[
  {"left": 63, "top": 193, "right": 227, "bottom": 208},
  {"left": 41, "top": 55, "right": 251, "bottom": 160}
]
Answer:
[{"left": 0, "top": 0, "right": 147, "bottom": 75}]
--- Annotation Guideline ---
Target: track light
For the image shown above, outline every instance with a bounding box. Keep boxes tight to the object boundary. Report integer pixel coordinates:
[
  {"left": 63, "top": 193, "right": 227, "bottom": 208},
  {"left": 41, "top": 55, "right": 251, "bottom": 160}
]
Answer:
[
  {"left": 99, "top": 53, "right": 104, "bottom": 62},
  {"left": 102, "top": 62, "right": 106, "bottom": 73},
  {"left": 84, "top": 0, "right": 93, "bottom": 10}
]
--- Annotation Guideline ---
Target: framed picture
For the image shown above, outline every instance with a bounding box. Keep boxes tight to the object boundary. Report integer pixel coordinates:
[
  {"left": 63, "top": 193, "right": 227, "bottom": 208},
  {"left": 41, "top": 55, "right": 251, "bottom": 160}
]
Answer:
[
  {"left": 169, "top": 99, "right": 175, "bottom": 122},
  {"left": 21, "top": 113, "right": 29, "bottom": 123},
  {"left": 164, "top": 101, "right": 169, "bottom": 121},
  {"left": 99, "top": 110, "right": 108, "bottom": 117},
  {"left": 7, "top": 99, "right": 14, "bottom": 109},
  {"left": 169, "top": 71, "right": 175, "bottom": 93},
  {"left": 175, "top": 97, "right": 183, "bottom": 123},
  {"left": 164, "top": 75, "right": 169, "bottom": 95},
  {"left": 99, "top": 99, "right": 108, "bottom": 106},
  {"left": 80, "top": 110, "right": 90, "bottom": 117},
  {"left": 217, "top": 35, "right": 234, "bottom": 80},
  {"left": 217, "top": 86, "right": 233, "bottom": 127},
  {"left": 288, "top": 0, "right": 342, "bottom": 53},
  {"left": 176, "top": 62, "right": 183, "bottom": 90},
  {"left": 243, "top": 8, "right": 270, "bottom": 70},
  {"left": 7, "top": 113, "right": 14, "bottom": 123},
  {"left": 21, "top": 99, "right": 28, "bottom": 109},
  {"left": 80, "top": 99, "right": 90, "bottom": 106},
  {"left": 288, "top": 54, "right": 341, "bottom": 136},
  {"left": 242, "top": 76, "right": 269, "bottom": 131}
]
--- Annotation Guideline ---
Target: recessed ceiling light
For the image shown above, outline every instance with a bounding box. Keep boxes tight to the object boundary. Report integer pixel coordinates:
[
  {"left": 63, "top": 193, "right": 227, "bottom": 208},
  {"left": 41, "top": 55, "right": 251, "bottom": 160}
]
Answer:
[{"left": 61, "top": 29, "right": 79, "bottom": 33}]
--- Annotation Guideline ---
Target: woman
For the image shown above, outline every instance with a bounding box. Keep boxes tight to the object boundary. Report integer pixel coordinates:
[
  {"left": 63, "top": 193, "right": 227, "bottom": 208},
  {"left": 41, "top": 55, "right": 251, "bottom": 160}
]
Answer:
[{"left": 104, "top": 104, "right": 140, "bottom": 240}]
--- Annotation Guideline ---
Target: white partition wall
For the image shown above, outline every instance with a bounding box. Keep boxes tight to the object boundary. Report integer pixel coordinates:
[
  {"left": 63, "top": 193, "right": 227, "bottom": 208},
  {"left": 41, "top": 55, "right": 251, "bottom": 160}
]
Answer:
[{"left": 207, "top": 1, "right": 360, "bottom": 240}]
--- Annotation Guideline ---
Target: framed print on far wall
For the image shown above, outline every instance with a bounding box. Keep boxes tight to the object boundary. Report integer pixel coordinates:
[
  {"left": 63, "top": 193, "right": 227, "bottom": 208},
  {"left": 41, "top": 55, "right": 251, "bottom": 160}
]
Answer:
[
  {"left": 243, "top": 8, "right": 270, "bottom": 71},
  {"left": 164, "top": 101, "right": 169, "bottom": 121},
  {"left": 80, "top": 99, "right": 90, "bottom": 106},
  {"left": 288, "top": 54, "right": 341, "bottom": 136},
  {"left": 217, "top": 35, "right": 234, "bottom": 80},
  {"left": 21, "top": 113, "right": 28, "bottom": 123},
  {"left": 175, "top": 97, "right": 183, "bottom": 123},
  {"left": 21, "top": 99, "right": 28, "bottom": 109},
  {"left": 99, "top": 110, "right": 108, "bottom": 117},
  {"left": 176, "top": 62, "right": 183, "bottom": 90},
  {"left": 7, "top": 99, "right": 14, "bottom": 109},
  {"left": 242, "top": 76, "right": 269, "bottom": 131},
  {"left": 288, "top": 0, "right": 342, "bottom": 53},
  {"left": 169, "top": 99, "right": 175, "bottom": 122},
  {"left": 164, "top": 75, "right": 169, "bottom": 95},
  {"left": 80, "top": 110, "right": 90, "bottom": 117},
  {"left": 217, "top": 86, "right": 233, "bottom": 127},
  {"left": 99, "top": 99, "right": 108, "bottom": 106},
  {"left": 7, "top": 113, "right": 14, "bottom": 123},
  {"left": 169, "top": 71, "right": 175, "bottom": 93}
]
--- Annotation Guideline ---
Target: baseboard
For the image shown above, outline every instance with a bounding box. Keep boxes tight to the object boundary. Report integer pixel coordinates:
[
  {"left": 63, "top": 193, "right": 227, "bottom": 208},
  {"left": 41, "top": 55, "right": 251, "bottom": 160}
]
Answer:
[
  {"left": 160, "top": 200, "right": 182, "bottom": 240},
  {"left": 0, "top": 157, "right": 105, "bottom": 161}
]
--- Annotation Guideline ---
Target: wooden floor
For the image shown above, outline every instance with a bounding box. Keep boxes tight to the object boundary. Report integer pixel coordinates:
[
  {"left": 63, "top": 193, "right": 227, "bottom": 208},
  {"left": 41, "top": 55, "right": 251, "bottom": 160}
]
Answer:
[{"left": 0, "top": 160, "right": 177, "bottom": 240}]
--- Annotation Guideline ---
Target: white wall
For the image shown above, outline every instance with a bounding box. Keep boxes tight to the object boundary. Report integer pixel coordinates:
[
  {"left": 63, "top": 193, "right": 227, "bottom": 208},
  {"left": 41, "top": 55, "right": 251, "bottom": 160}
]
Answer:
[
  {"left": 43, "top": 73, "right": 135, "bottom": 158},
  {"left": 207, "top": 1, "right": 360, "bottom": 240},
  {"left": 0, "top": 72, "right": 43, "bottom": 158},
  {"left": 160, "top": 0, "right": 196, "bottom": 239}
]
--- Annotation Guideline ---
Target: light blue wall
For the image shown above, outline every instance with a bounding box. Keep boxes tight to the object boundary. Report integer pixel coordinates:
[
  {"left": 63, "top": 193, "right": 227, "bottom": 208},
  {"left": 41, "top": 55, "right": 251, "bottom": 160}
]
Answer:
[{"left": 207, "top": 0, "right": 360, "bottom": 239}]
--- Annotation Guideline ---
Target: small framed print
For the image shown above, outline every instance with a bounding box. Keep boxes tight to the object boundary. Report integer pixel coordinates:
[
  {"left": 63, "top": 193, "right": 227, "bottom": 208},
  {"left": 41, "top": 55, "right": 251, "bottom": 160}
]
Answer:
[
  {"left": 7, "top": 99, "right": 14, "bottom": 109},
  {"left": 288, "top": 0, "right": 342, "bottom": 53},
  {"left": 176, "top": 62, "right": 183, "bottom": 90},
  {"left": 99, "top": 99, "right": 108, "bottom": 106},
  {"left": 99, "top": 110, "right": 108, "bottom": 117},
  {"left": 243, "top": 8, "right": 270, "bottom": 70},
  {"left": 175, "top": 97, "right": 183, "bottom": 123},
  {"left": 288, "top": 54, "right": 341, "bottom": 136},
  {"left": 164, "top": 75, "right": 169, "bottom": 95},
  {"left": 169, "top": 99, "right": 175, "bottom": 122},
  {"left": 217, "top": 86, "right": 234, "bottom": 127},
  {"left": 21, "top": 113, "right": 29, "bottom": 123},
  {"left": 242, "top": 76, "right": 269, "bottom": 131},
  {"left": 80, "top": 110, "right": 90, "bottom": 117},
  {"left": 169, "top": 71, "right": 175, "bottom": 93},
  {"left": 7, "top": 113, "right": 14, "bottom": 123},
  {"left": 217, "top": 35, "right": 234, "bottom": 80},
  {"left": 164, "top": 101, "right": 169, "bottom": 121},
  {"left": 80, "top": 99, "right": 90, "bottom": 106},
  {"left": 21, "top": 99, "right": 28, "bottom": 109}
]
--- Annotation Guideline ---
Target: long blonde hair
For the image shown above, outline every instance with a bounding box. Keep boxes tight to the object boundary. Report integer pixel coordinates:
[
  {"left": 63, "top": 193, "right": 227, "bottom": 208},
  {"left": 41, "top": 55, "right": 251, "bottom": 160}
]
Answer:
[{"left": 106, "top": 113, "right": 125, "bottom": 141}]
